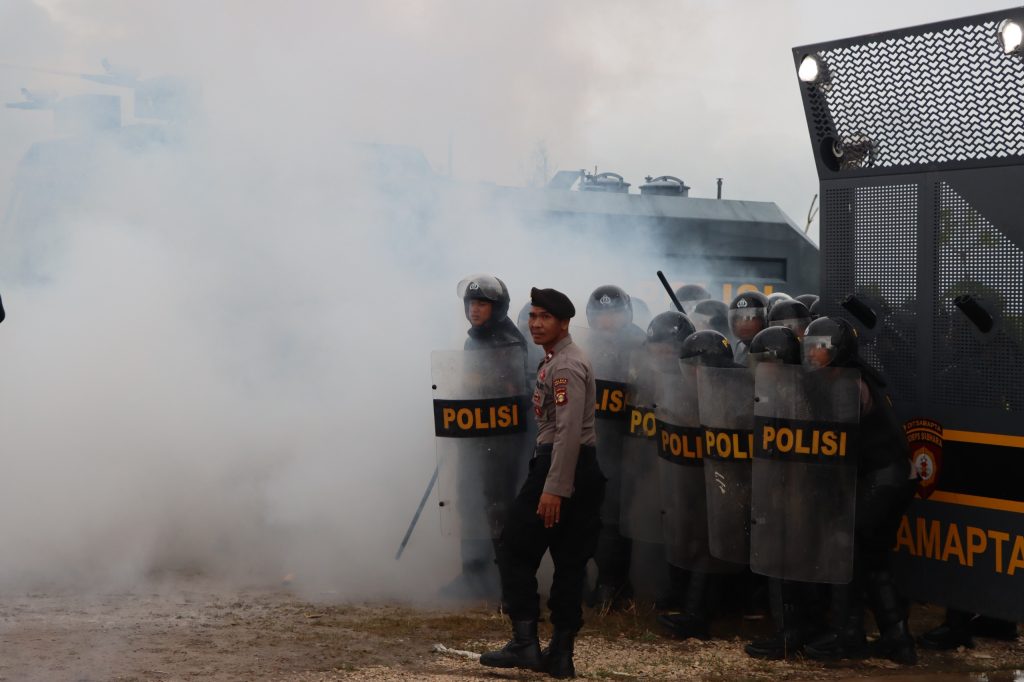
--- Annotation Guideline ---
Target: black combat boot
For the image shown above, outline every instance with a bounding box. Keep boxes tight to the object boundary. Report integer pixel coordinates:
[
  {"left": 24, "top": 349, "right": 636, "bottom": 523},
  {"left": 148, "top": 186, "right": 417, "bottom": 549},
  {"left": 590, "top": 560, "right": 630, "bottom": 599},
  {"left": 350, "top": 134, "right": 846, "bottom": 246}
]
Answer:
[
  {"left": 745, "top": 580, "right": 823, "bottom": 659},
  {"left": 866, "top": 569, "right": 917, "bottom": 665},
  {"left": 479, "top": 619, "right": 544, "bottom": 671},
  {"left": 918, "top": 608, "right": 974, "bottom": 650},
  {"left": 542, "top": 628, "right": 577, "bottom": 679},
  {"left": 804, "top": 583, "right": 869, "bottom": 661},
  {"left": 656, "top": 571, "right": 714, "bottom": 640}
]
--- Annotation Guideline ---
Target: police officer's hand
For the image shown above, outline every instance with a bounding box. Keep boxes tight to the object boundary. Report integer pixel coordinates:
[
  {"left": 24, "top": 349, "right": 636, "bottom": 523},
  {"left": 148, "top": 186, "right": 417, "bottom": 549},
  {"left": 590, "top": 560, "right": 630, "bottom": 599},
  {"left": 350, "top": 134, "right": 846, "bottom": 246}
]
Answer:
[{"left": 537, "top": 493, "right": 562, "bottom": 528}]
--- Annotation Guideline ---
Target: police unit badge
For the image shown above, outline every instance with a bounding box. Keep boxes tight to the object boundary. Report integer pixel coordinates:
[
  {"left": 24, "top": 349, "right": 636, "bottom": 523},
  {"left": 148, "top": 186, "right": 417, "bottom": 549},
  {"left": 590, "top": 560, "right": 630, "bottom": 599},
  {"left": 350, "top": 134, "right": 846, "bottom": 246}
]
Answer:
[
  {"left": 737, "top": 298, "right": 748, "bottom": 308},
  {"left": 553, "top": 377, "right": 568, "bottom": 405},
  {"left": 600, "top": 294, "right": 612, "bottom": 305},
  {"left": 904, "top": 418, "right": 943, "bottom": 499}
]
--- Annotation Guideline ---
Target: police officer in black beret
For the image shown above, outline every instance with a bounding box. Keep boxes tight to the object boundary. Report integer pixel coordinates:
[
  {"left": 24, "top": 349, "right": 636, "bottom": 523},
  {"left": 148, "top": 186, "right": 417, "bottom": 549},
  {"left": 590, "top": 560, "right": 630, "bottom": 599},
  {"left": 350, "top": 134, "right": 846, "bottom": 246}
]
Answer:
[{"left": 481, "top": 287, "right": 605, "bottom": 679}]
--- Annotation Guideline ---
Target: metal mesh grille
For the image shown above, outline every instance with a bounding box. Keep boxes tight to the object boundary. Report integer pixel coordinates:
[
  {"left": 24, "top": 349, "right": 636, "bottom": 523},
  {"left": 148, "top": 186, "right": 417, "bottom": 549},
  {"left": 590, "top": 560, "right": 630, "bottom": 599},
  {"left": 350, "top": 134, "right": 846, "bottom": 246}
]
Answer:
[
  {"left": 852, "top": 185, "right": 917, "bottom": 304},
  {"left": 933, "top": 182, "right": 1024, "bottom": 411},
  {"left": 854, "top": 185, "right": 918, "bottom": 402},
  {"left": 822, "top": 185, "right": 919, "bottom": 402},
  {"left": 811, "top": 18, "right": 1024, "bottom": 169},
  {"left": 821, "top": 188, "right": 854, "bottom": 315}
]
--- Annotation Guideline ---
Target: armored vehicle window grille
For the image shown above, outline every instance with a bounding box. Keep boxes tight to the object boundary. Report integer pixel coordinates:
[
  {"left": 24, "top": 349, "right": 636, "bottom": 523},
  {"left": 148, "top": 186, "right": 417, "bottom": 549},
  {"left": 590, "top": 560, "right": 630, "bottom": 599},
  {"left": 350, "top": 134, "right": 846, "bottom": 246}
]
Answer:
[
  {"left": 822, "top": 188, "right": 854, "bottom": 319},
  {"left": 852, "top": 185, "right": 917, "bottom": 306},
  {"left": 933, "top": 182, "right": 1024, "bottom": 411},
  {"left": 814, "top": 18, "right": 1024, "bottom": 170},
  {"left": 854, "top": 185, "right": 918, "bottom": 401},
  {"left": 822, "top": 185, "right": 918, "bottom": 402}
]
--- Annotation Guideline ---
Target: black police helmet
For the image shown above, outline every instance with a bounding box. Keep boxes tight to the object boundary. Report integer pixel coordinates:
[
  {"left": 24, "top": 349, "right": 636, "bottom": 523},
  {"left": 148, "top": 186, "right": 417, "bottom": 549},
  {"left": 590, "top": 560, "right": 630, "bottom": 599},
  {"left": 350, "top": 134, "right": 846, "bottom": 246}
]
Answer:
[
  {"left": 749, "top": 326, "right": 801, "bottom": 365},
  {"left": 458, "top": 274, "right": 510, "bottom": 321},
  {"left": 587, "top": 284, "right": 632, "bottom": 327},
  {"left": 680, "top": 330, "right": 734, "bottom": 367},
  {"left": 768, "top": 299, "right": 811, "bottom": 336},
  {"left": 795, "top": 294, "right": 819, "bottom": 310},
  {"left": 808, "top": 297, "right": 824, "bottom": 319},
  {"left": 729, "top": 290, "right": 768, "bottom": 311},
  {"left": 646, "top": 311, "right": 696, "bottom": 346},
  {"left": 728, "top": 290, "right": 769, "bottom": 341},
  {"left": 674, "top": 283, "right": 712, "bottom": 306},
  {"left": 691, "top": 298, "right": 730, "bottom": 336},
  {"left": 802, "top": 316, "right": 858, "bottom": 369},
  {"left": 766, "top": 292, "right": 792, "bottom": 314}
]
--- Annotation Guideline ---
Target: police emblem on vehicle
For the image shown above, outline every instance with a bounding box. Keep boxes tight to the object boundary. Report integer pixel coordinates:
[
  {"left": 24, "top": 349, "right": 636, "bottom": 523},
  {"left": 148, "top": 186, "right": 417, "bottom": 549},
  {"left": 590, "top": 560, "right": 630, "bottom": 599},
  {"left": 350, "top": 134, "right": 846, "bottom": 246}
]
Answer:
[{"left": 904, "top": 418, "right": 942, "bottom": 499}]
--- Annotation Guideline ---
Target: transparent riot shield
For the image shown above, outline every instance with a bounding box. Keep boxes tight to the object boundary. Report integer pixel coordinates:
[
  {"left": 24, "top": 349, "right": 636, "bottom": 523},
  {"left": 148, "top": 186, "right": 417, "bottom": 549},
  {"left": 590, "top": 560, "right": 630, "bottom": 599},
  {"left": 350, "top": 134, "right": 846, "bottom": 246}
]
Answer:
[
  {"left": 656, "top": 362, "right": 717, "bottom": 570},
  {"left": 619, "top": 351, "right": 662, "bottom": 542},
  {"left": 432, "top": 346, "right": 531, "bottom": 539},
  {"left": 750, "top": 363, "right": 860, "bottom": 583},
  {"left": 697, "top": 365, "right": 755, "bottom": 565},
  {"left": 573, "top": 327, "right": 639, "bottom": 526}
]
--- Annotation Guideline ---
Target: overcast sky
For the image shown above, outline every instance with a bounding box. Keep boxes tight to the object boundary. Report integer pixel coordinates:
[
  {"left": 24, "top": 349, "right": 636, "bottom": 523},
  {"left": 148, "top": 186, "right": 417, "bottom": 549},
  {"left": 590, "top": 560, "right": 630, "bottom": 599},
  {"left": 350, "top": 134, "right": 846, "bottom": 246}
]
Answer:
[{"left": 0, "top": 0, "right": 1012, "bottom": 244}]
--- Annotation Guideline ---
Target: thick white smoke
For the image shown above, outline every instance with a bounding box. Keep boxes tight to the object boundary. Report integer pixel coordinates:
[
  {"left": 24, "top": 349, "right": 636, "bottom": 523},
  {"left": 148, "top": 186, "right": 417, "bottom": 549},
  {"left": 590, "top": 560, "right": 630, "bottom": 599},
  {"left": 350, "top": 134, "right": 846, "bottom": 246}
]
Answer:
[{"left": 0, "top": 0, "right": 1005, "bottom": 598}]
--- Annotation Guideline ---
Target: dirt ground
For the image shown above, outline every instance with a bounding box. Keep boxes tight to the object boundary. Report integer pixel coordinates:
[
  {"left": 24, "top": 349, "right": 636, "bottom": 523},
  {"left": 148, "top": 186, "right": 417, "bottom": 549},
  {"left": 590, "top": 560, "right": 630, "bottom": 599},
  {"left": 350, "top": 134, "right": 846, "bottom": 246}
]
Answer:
[{"left": 0, "top": 579, "right": 1022, "bottom": 681}]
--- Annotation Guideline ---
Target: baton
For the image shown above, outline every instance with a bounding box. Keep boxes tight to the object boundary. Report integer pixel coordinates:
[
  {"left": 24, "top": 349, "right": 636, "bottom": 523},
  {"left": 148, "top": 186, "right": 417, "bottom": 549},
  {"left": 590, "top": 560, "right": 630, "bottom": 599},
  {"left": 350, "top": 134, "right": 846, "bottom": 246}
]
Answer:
[
  {"left": 395, "top": 465, "right": 439, "bottom": 561},
  {"left": 657, "top": 270, "right": 685, "bottom": 313}
]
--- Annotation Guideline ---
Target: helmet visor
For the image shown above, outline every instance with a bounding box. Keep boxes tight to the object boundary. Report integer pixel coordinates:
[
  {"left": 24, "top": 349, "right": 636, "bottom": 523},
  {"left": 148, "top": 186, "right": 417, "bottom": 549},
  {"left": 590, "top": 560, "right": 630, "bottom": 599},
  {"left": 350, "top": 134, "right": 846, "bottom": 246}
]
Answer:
[
  {"left": 729, "top": 307, "right": 766, "bottom": 340},
  {"left": 457, "top": 274, "right": 504, "bottom": 302},
  {"left": 802, "top": 335, "right": 837, "bottom": 369}
]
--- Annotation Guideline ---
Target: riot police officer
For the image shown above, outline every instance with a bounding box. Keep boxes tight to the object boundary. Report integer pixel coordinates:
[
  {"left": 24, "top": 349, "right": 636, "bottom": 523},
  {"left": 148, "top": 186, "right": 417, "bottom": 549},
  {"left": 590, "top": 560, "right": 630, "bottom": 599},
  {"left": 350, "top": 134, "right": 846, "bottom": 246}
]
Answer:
[
  {"left": 623, "top": 312, "right": 696, "bottom": 610},
  {"left": 481, "top": 287, "right": 604, "bottom": 679},
  {"left": 728, "top": 291, "right": 769, "bottom": 367},
  {"left": 767, "top": 299, "right": 812, "bottom": 339},
  {"left": 579, "top": 285, "right": 645, "bottom": 611},
  {"left": 799, "top": 317, "right": 919, "bottom": 665},
  {"left": 461, "top": 276, "right": 526, "bottom": 351},
  {"left": 657, "top": 330, "right": 738, "bottom": 640},
  {"left": 690, "top": 299, "right": 731, "bottom": 339},
  {"left": 440, "top": 274, "right": 527, "bottom": 601},
  {"left": 744, "top": 326, "right": 828, "bottom": 659}
]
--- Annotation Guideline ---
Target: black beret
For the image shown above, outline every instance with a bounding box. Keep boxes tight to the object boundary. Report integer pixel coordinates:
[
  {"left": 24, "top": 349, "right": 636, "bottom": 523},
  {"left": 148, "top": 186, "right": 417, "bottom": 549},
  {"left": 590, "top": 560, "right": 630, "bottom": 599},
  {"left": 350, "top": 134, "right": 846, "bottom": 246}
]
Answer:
[{"left": 530, "top": 287, "right": 575, "bottom": 319}]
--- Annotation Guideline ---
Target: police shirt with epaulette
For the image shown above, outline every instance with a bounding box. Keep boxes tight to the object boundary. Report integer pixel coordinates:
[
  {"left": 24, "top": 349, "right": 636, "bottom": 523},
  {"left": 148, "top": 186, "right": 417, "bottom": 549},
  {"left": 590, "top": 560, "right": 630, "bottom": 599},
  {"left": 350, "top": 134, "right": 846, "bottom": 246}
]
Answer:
[{"left": 533, "top": 334, "right": 597, "bottom": 497}]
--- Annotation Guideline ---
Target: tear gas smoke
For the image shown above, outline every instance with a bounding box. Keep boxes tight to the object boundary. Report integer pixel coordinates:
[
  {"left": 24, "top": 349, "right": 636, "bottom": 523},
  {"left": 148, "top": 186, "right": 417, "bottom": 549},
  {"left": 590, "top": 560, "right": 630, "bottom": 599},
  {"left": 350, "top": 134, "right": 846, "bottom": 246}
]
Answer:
[{"left": 0, "top": 0, "right": 999, "bottom": 599}]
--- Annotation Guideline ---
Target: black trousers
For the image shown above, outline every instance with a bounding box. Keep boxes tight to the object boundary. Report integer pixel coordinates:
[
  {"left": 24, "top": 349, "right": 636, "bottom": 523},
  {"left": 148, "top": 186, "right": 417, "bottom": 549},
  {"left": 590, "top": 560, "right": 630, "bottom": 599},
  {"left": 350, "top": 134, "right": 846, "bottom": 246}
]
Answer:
[{"left": 496, "top": 445, "right": 605, "bottom": 631}]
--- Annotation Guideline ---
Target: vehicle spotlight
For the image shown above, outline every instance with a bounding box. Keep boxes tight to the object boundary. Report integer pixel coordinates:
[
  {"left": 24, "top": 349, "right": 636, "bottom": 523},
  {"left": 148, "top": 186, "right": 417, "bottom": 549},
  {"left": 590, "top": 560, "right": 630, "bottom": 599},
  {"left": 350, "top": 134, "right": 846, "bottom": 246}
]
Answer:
[
  {"left": 998, "top": 18, "right": 1023, "bottom": 54},
  {"left": 798, "top": 54, "right": 821, "bottom": 82}
]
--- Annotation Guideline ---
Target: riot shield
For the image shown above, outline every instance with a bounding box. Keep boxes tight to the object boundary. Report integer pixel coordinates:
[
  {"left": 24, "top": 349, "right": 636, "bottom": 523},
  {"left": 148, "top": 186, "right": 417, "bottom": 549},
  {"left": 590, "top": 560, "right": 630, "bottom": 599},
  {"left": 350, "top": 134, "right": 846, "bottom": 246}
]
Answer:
[
  {"left": 656, "top": 362, "right": 717, "bottom": 570},
  {"left": 750, "top": 363, "right": 860, "bottom": 583},
  {"left": 619, "top": 351, "right": 662, "bottom": 542},
  {"left": 573, "top": 327, "right": 638, "bottom": 525},
  {"left": 697, "top": 365, "right": 755, "bottom": 565},
  {"left": 432, "top": 346, "right": 531, "bottom": 539}
]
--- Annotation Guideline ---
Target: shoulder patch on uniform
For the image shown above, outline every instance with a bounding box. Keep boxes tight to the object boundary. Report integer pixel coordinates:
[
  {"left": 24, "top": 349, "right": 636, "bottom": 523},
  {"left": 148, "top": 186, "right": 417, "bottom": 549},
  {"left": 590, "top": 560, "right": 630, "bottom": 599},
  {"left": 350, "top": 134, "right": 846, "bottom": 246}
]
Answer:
[
  {"left": 553, "top": 377, "right": 568, "bottom": 386},
  {"left": 555, "top": 384, "right": 568, "bottom": 405}
]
